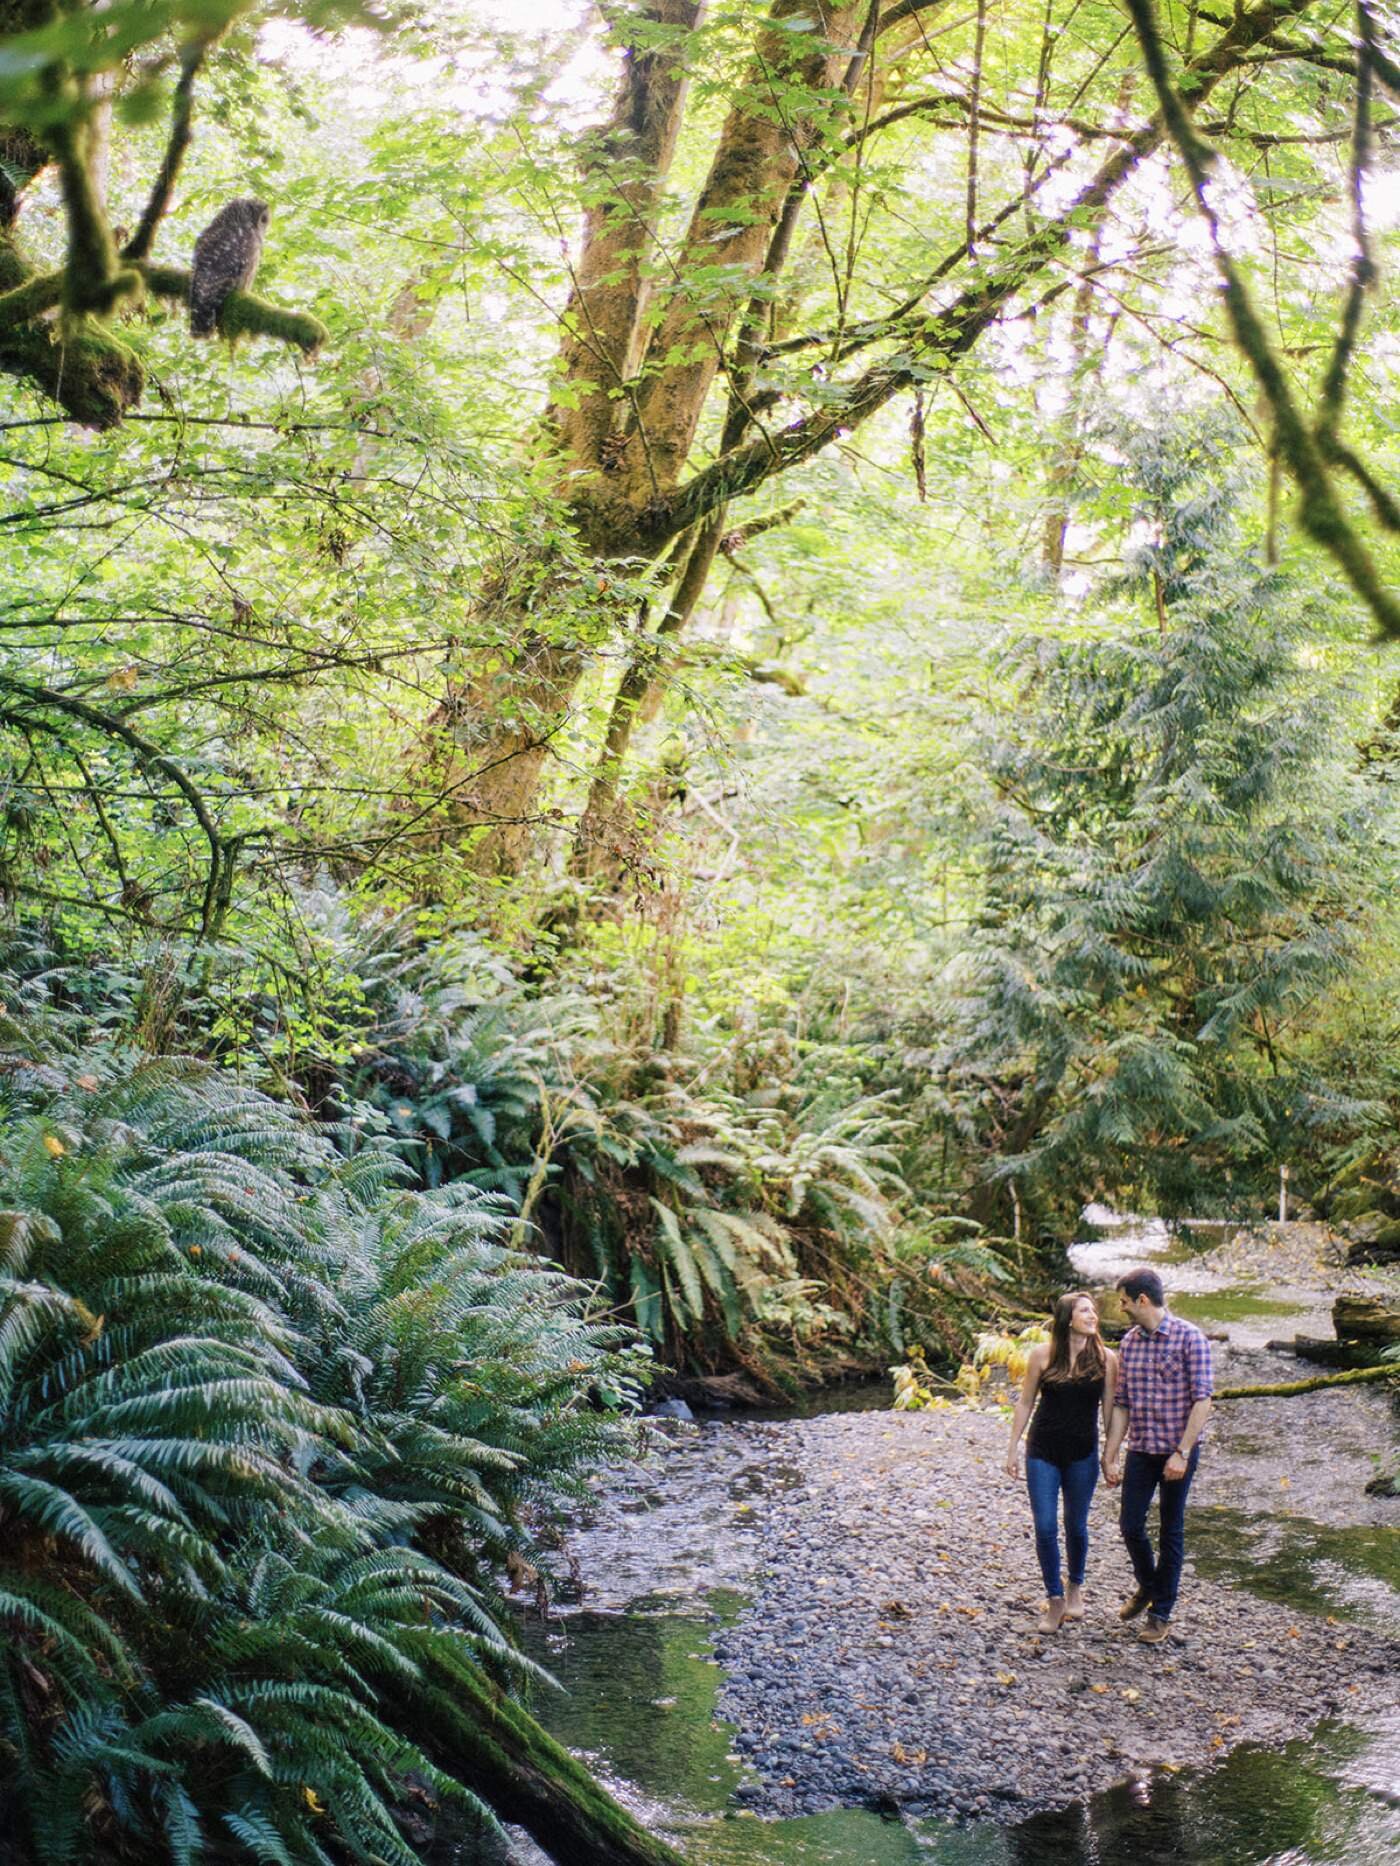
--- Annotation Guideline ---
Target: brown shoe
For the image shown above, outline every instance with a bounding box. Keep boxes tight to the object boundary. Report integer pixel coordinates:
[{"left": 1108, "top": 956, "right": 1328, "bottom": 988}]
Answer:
[
  {"left": 1119, "top": 1586, "right": 1152, "bottom": 1622},
  {"left": 1037, "top": 1597, "right": 1067, "bottom": 1634},
  {"left": 1138, "top": 1614, "right": 1172, "bottom": 1645}
]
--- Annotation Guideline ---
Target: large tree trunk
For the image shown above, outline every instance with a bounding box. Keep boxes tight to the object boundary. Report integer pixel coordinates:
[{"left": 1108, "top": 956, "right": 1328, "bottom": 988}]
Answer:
[
  {"left": 428, "top": 0, "right": 1331, "bottom": 879},
  {"left": 569, "top": 515, "right": 725, "bottom": 878},
  {"left": 437, "top": 2, "right": 866, "bottom": 871},
  {"left": 399, "top": 1646, "right": 691, "bottom": 1866}
]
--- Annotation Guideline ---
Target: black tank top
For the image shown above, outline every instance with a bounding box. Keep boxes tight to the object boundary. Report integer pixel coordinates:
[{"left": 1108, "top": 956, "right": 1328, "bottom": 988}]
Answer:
[{"left": 1027, "top": 1368, "right": 1105, "bottom": 1467}]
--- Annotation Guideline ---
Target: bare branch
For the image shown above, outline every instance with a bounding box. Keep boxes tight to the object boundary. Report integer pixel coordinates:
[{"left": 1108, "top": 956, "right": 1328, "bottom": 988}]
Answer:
[{"left": 122, "top": 42, "right": 206, "bottom": 263}]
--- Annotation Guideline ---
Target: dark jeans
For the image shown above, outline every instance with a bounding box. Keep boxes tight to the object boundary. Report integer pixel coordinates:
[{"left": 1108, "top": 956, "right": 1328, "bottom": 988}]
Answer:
[
  {"left": 1119, "top": 1444, "right": 1201, "bottom": 1620},
  {"left": 1025, "top": 1451, "right": 1098, "bottom": 1598}
]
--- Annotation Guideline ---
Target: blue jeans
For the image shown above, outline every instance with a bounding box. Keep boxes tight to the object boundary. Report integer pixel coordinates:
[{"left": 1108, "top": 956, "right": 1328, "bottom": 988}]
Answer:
[
  {"left": 1025, "top": 1451, "right": 1098, "bottom": 1598},
  {"left": 1119, "top": 1444, "right": 1201, "bottom": 1620}
]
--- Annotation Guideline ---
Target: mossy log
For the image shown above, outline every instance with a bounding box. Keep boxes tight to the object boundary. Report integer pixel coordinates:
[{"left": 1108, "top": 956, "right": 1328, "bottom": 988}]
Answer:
[
  {"left": 1216, "top": 1364, "right": 1398, "bottom": 1399},
  {"left": 1283, "top": 1336, "right": 1391, "bottom": 1370},
  {"left": 395, "top": 1641, "right": 691, "bottom": 1866}
]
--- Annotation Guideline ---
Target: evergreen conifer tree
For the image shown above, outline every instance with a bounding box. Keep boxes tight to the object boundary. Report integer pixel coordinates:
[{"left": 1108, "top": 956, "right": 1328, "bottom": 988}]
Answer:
[{"left": 956, "top": 424, "right": 1375, "bottom": 1218}]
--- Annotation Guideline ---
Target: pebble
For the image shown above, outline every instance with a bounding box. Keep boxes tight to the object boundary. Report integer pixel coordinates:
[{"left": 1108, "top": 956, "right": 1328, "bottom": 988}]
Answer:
[{"left": 711, "top": 1406, "right": 1400, "bottom": 1822}]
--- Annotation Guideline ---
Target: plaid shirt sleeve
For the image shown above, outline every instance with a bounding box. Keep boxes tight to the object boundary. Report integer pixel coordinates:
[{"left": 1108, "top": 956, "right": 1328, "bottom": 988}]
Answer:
[
  {"left": 1185, "top": 1323, "right": 1214, "bottom": 1402},
  {"left": 1113, "top": 1332, "right": 1136, "bottom": 1409}
]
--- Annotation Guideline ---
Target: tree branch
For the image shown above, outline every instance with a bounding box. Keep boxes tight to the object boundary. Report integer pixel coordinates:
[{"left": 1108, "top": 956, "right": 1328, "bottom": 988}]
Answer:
[
  {"left": 122, "top": 42, "right": 206, "bottom": 263},
  {"left": 1216, "top": 1363, "right": 1397, "bottom": 1397},
  {"left": 0, "top": 673, "right": 229, "bottom": 938},
  {"left": 1123, "top": 0, "right": 1400, "bottom": 635},
  {"left": 139, "top": 262, "right": 328, "bottom": 353}
]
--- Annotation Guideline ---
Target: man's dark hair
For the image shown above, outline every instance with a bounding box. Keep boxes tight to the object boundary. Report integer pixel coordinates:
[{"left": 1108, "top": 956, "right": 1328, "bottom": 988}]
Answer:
[{"left": 1116, "top": 1266, "right": 1166, "bottom": 1306}]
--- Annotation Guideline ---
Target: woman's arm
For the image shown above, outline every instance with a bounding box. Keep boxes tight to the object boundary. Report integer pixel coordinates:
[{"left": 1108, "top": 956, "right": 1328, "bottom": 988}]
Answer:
[
  {"left": 1004, "top": 1346, "right": 1047, "bottom": 1477},
  {"left": 1102, "top": 1349, "right": 1119, "bottom": 1434}
]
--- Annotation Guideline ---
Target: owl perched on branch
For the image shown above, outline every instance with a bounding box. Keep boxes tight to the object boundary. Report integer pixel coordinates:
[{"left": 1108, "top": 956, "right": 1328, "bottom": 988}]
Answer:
[{"left": 189, "top": 198, "right": 270, "bottom": 337}]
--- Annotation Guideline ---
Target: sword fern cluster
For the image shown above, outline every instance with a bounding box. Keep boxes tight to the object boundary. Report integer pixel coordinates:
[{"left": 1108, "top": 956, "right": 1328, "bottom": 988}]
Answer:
[{"left": 0, "top": 1016, "right": 645, "bottom": 1863}]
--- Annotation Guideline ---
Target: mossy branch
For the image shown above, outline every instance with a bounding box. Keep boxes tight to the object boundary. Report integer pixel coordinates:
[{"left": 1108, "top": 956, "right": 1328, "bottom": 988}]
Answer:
[
  {"left": 140, "top": 262, "right": 328, "bottom": 354},
  {"left": 1216, "top": 1363, "right": 1398, "bottom": 1398},
  {"left": 44, "top": 94, "right": 132, "bottom": 317},
  {"left": 0, "top": 263, "right": 62, "bottom": 327},
  {"left": 0, "top": 238, "right": 142, "bottom": 426}
]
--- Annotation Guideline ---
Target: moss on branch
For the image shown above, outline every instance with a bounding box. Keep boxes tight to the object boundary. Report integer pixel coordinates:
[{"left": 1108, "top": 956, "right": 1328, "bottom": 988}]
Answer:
[
  {"left": 0, "top": 239, "right": 143, "bottom": 427},
  {"left": 1216, "top": 1363, "right": 1398, "bottom": 1399},
  {"left": 0, "top": 242, "right": 328, "bottom": 426},
  {"left": 140, "top": 261, "right": 328, "bottom": 354}
]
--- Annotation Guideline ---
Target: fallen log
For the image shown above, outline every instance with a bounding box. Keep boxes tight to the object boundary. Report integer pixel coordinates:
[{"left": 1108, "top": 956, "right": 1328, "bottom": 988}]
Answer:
[
  {"left": 394, "top": 1636, "right": 692, "bottom": 1866},
  {"left": 1216, "top": 1364, "right": 1399, "bottom": 1399},
  {"left": 1333, "top": 1294, "right": 1400, "bottom": 1344},
  {"left": 1281, "top": 1335, "right": 1389, "bottom": 1369}
]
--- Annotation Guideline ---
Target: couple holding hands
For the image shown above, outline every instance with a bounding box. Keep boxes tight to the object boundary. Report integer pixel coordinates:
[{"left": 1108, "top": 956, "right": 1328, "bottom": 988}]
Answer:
[{"left": 1004, "top": 1267, "right": 1215, "bottom": 1643}]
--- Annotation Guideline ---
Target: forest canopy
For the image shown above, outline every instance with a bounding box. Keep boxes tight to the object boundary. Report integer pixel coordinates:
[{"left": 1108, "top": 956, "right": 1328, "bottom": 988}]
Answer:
[{"left": 2, "top": 0, "right": 1399, "bottom": 1242}]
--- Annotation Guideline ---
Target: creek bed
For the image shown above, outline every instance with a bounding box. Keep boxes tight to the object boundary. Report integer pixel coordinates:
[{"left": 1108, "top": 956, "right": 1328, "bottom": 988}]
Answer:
[{"left": 509, "top": 1217, "right": 1398, "bottom": 1865}]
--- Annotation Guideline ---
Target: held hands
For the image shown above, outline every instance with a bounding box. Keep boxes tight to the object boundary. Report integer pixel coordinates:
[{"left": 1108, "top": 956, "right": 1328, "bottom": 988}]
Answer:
[{"left": 1101, "top": 1455, "right": 1121, "bottom": 1487}]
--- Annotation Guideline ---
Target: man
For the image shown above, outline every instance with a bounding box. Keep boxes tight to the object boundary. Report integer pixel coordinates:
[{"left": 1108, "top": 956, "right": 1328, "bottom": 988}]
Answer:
[{"left": 1101, "top": 1266, "right": 1214, "bottom": 1645}]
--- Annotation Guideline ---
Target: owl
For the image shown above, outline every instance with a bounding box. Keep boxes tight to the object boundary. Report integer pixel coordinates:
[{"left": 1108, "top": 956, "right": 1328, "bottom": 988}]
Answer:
[{"left": 189, "top": 198, "right": 270, "bottom": 337}]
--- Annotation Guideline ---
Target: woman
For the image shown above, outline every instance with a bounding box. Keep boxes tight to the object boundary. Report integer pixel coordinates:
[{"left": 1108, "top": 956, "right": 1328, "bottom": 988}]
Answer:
[{"left": 1004, "top": 1291, "right": 1118, "bottom": 1633}]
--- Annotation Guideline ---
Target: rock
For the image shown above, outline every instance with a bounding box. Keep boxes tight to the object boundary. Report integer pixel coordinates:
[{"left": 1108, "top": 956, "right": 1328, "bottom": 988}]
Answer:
[
  {"left": 649, "top": 1397, "right": 694, "bottom": 1422},
  {"left": 1333, "top": 1294, "right": 1400, "bottom": 1343}
]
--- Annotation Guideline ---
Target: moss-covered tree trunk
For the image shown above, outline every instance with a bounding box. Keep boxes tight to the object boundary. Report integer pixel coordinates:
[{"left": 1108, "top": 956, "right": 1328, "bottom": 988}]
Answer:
[
  {"left": 398, "top": 1647, "right": 692, "bottom": 1866},
  {"left": 433, "top": 0, "right": 1315, "bottom": 879}
]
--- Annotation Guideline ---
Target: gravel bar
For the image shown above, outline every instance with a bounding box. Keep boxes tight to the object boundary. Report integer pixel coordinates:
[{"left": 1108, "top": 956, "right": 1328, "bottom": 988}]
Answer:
[{"left": 711, "top": 1407, "right": 1400, "bottom": 1823}]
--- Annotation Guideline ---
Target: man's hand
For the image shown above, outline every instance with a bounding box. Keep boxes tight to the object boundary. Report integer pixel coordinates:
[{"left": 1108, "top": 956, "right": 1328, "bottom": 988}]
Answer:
[
  {"left": 1164, "top": 1450, "right": 1189, "bottom": 1482},
  {"left": 1101, "top": 1456, "right": 1121, "bottom": 1487}
]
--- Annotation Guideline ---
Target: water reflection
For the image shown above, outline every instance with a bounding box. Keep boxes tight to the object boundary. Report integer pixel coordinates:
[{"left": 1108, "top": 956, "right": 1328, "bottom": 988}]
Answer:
[{"left": 515, "top": 1605, "right": 1399, "bottom": 1866}]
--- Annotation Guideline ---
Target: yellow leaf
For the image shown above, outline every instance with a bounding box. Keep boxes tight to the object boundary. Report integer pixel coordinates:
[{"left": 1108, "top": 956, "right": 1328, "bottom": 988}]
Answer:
[
  {"left": 1122, "top": 1688, "right": 1141, "bottom": 1703},
  {"left": 1091, "top": 1683, "right": 1110, "bottom": 1695},
  {"left": 302, "top": 1787, "right": 325, "bottom": 1815},
  {"left": 76, "top": 1074, "right": 98, "bottom": 1091},
  {"left": 42, "top": 1135, "right": 65, "bottom": 1158},
  {"left": 996, "top": 1672, "right": 1016, "bottom": 1687}
]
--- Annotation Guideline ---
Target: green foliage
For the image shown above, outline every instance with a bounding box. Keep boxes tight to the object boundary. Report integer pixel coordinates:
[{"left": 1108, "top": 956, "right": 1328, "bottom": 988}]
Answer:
[
  {"left": 0, "top": 1003, "right": 646, "bottom": 1863},
  {"left": 952, "top": 424, "right": 1385, "bottom": 1219},
  {"left": 312, "top": 909, "right": 916, "bottom": 1372}
]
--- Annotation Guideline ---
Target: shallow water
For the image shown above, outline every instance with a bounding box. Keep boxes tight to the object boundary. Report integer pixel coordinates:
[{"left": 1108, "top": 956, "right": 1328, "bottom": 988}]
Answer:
[{"left": 519, "top": 1598, "right": 1400, "bottom": 1866}]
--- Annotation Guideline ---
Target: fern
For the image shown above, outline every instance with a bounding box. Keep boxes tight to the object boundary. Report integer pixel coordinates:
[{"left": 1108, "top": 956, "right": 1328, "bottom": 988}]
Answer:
[{"left": 0, "top": 1017, "right": 645, "bottom": 1864}]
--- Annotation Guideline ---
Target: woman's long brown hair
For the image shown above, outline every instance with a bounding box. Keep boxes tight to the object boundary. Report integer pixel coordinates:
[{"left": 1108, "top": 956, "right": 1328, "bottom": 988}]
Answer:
[{"left": 1042, "top": 1289, "right": 1107, "bottom": 1383}]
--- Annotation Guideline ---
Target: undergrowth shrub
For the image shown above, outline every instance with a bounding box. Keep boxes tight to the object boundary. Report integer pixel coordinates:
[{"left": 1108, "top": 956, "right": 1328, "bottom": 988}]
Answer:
[
  {"left": 304, "top": 911, "right": 1014, "bottom": 1379},
  {"left": 0, "top": 1000, "right": 646, "bottom": 1863}
]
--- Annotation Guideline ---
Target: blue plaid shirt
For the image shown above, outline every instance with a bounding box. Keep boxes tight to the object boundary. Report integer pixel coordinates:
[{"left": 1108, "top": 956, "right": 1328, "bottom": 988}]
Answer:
[{"left": 1113, "top": 1311, "right": 1214, "bottom": 1455}]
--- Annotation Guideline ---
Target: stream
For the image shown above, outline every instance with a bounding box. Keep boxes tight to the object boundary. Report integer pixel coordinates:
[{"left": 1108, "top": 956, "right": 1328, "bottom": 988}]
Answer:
[{"left": 508, "top": 1215, "right": 1399, "bottom": 1865}]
